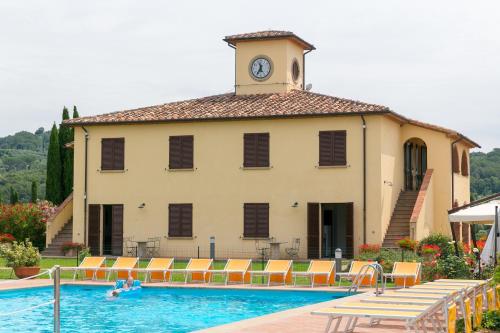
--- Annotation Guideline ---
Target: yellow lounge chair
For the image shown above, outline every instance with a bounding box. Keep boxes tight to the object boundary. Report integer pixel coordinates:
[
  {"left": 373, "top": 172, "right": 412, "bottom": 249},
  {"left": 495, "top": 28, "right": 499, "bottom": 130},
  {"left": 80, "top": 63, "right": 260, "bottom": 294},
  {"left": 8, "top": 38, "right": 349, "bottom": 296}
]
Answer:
[
  {"left": 249, "top": 260, "right": 292, "bottom": 286},
  {"left": 292, "top": 260, "right": 335, "bottom": 287},
  {"left": 361, "top": 296, "right": 437, "bottom": 306},
  {"left": 143, "top": 258, "right": 174, "bottom": 282},
  {"left": 106, "top": 257, "right": 139, "bottom": 281},
  {"left": 209, "top": 259, "right": 251, "bottom": 285},
  {"left": 170, "top": 258, "right": 213, "bottom": 283},
  {"left": 383, "top": 262, "right": 421, "bottom": 288},
  {"left": 71, "top": 256, "right": 106, "bottom": 280},
  {"left": 336, "top": 260, "right": 375, "bottom": 287}
]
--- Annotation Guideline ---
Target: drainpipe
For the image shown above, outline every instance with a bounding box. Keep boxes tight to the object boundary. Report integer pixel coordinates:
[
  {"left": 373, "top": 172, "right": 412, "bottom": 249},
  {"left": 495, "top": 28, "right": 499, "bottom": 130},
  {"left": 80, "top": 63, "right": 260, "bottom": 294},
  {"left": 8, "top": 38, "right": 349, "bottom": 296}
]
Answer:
[
  {"left": 227, "top": 43, "right": 236, "bottom": 93},
  {"left": 360, "top": 116, "right": 367, "bottom": 244},
  {"left": 302, "top": 50, "right": 312, "bottom": 90},
  {"left": 82, "top": 126, "right": 89, "bottom": 246},
  {"left": 450, "top": 137, "right": 462, "bottom": 256}
]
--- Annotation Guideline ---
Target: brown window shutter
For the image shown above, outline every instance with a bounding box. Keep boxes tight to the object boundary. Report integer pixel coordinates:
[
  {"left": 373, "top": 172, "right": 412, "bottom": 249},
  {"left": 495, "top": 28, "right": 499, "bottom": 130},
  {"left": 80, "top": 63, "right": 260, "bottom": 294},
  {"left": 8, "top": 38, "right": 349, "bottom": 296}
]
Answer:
[
  {"left": 169, "top": 136, "right": 193, "bottom": 169},
  {"left": 88, "top": 204, "right": 101, "bottom": 255},
  {"left": 332, "top": 130, "right": 346, "bottom": 166},
  {"left": 307, "top": 203, "right": 320, "bottom": 259},
  {"left": 111, "top": 205, "right": 124, "bottom": 256},
  {"left": 319, "top": 131, "right": 346, "bottom": 166},
  {"left": 244, "top": 133, "right": 269, "bottom": 167},
  {"left": 101, "top": 138, "right": 124, "bottom": 170},
  {"left": 113, "top": 138, "right": 125, "bottom": 170},
  {"left": 452, "top": 146, "right": 460, "bottom": 173},
  {"left": 461, "top": 152, "right": 469, "bottom": 176},
  {"left": 345, "top": 202, "right": 354, "bottom": 258},
  {"left": 244, "top": 203, "right": 269, "bottom": 238},
  {"left": 101, "top": 139, "right": 114, "bottom": 170},
  {"left": 169, "top": 204, "right": 192, "bottom": 237}
]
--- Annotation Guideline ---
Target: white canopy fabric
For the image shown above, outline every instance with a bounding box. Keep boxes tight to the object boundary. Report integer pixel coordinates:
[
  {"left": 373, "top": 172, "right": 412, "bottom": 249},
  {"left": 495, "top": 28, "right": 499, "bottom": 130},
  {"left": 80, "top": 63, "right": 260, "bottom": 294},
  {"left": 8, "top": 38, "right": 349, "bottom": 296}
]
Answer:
[
  {"left": 448, "top": 200, "right": 500, "bottom": 224},
  {"left": 480, "top": 225, "right": 500, "bottom": 265}
]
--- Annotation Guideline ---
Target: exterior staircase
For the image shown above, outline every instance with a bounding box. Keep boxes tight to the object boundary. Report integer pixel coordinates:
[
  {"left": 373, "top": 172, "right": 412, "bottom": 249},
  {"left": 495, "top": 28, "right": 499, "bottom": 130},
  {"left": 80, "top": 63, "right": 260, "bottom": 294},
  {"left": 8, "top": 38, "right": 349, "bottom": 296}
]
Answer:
[
  {"left": 382, "top": 191, "right": 418, "bottom": 248},
  {"left": 42, "top": 219, "right": 73, "bottom": 256}
]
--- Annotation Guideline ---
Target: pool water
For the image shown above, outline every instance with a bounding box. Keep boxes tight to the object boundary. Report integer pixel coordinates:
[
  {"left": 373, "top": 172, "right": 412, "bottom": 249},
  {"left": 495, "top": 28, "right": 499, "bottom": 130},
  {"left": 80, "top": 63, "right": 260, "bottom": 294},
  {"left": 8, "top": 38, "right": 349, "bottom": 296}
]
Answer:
[{"left": 0, "top": 285, "right": 346, "bottom": 332}]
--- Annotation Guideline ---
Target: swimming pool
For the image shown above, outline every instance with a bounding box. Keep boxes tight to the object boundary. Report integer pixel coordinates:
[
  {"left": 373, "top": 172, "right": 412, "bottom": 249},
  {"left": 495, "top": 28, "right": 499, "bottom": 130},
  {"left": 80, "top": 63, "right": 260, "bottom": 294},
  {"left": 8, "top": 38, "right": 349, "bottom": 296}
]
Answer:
[{"left": 0, "top": 285, "right": 347, "bottom": 332}]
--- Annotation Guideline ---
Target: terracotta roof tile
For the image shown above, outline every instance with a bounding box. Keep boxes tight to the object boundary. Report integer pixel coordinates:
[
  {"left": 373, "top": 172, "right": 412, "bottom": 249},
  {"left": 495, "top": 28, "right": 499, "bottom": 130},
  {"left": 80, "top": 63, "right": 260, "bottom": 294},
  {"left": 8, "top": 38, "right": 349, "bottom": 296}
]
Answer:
[
  {"left": 64, "top": 89, "right": 389, "bottom": 125},
  {"left": 224, "top": 30, "right": 315, "bottom": 50}
]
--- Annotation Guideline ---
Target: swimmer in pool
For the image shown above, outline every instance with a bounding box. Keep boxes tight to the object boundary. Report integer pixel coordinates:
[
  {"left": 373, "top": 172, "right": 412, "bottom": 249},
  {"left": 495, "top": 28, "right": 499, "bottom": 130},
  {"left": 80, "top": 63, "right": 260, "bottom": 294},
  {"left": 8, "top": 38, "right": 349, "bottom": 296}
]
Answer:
[{"left": 111, "top": 276, "right": 135, "bottom": 297}]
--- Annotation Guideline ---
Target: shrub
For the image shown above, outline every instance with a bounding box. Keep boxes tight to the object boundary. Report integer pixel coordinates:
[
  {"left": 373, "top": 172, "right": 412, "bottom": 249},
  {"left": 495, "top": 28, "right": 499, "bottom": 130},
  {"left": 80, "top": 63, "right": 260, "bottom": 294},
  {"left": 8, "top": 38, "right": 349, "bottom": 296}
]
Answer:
[
  {"left": 356, "top": 248, "right": 421, "bottom": 272},
  {"left": 436, "top": 255, "right": 471, "bottom": 279},
  {"left": 481, "top": 310, "right": 500, "bottom": 331},
  {"left": 78, "top": 246, "right": 91, "bottom": 263},
  {"left": 0, "top": 239, "right": 41, "bottom": 267},
  {"left": 359, "top": 244, "right": 381, "bottom": 254},
  {"left": 0, "top": 201, "right": 56, "bottom": 249},
  {"left": 418, "top": 233, "right": 455, "bottom": 258},
  {"left": 421, "top": 244, "right": 440, "bottom": 255},
  {"left": 494, "top": 265, "right": 500, "bottom": 284},
  {"left": 0, "top": 233, "right": 15, "bottom": 243}
]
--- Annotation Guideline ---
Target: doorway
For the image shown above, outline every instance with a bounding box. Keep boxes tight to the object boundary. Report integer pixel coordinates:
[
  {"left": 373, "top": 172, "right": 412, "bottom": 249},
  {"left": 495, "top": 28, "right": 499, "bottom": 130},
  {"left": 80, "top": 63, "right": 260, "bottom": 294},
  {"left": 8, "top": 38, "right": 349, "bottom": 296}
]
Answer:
[
  {"left": 404, "top": 138, "right": 427, "bottom": 191},
  {"left": 87, "top": 204, "right": 123, "bottom": 256}
]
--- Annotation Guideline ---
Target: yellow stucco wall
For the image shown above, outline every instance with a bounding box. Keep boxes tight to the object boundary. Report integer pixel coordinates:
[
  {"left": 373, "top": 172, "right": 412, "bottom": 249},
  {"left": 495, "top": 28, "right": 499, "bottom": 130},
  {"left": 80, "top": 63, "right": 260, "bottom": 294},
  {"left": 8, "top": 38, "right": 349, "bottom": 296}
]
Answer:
[
  {"left": 70, "top": 114, "right": 471, "bottom": 258},
  {"left": 234, "top": 39, "right": 304, "bottom": 95}
]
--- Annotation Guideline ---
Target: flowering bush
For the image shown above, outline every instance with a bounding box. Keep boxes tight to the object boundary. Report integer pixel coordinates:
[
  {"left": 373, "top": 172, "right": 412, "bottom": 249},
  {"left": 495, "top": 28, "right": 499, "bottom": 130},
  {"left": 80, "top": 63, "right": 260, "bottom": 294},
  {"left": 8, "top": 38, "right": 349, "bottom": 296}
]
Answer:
[
  {"left": 61, "top": 242, "right": 85, "bottom": 253},
  {"left": 0, "top": 201, "right": 56, "bottom": 250},
  {"left": 0, "top": 240, "right": 41, "bottom": 267},
  {"left": 396, "top": 237, "right": 418, "bottom": 251},
  {"left": 418, "top": 233, "right": 455, "bottom": 258},
  {"left": 0, "top": 233, "right": 15, "bottom": 243},
  {"left": 421, "top": 244, "right": 440, "bottom": 256},
  {"left": 359, "top": 244, "right": 381, "bottom": 254}
]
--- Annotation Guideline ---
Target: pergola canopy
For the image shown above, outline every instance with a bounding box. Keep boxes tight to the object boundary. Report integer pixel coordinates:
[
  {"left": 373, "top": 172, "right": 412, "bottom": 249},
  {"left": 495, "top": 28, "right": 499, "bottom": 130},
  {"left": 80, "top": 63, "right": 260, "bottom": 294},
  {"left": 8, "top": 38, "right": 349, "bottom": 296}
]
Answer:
[{"left": 448, "top": 200, "right": 500, "bottom": 224}]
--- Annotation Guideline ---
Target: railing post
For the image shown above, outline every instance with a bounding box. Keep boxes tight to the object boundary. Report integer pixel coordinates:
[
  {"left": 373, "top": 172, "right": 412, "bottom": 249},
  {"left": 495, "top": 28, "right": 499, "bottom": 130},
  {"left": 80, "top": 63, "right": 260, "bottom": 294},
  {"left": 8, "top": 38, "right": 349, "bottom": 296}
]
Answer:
[{"left": 53, "top": 265, "right": 60, "bottom": 333}]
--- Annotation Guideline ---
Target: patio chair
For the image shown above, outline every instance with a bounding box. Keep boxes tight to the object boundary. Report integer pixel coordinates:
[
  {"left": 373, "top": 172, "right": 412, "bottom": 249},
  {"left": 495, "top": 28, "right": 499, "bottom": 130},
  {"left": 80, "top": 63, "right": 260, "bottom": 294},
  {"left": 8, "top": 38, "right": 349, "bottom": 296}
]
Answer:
[
  {"left": 106, "top": 257, "right": 139, "bottom": 281},
  {"left": 336, "top": 260, "right": 376, "bottom": 287},
  {"left": 383, "top": 262, "right": 421, "bottom": 288},
  {"left": 292, "top": 260, "right": 335, "bottom": 287},
  {"left": 285, "top": 238, "right": 300, "bottom": 259},
  {"left": 249, "top": 260, "right": 292, "bottom": 286},
  {"left": 143, "top": 257, "right": 174, "bottom": 282},
  {"left": 123, "top": 237, "right": 137, "bottom": 257},
  {"left": 255, "top": 240, "right": 270, "bottom": 260},
  {"left": 70, "top": 256, "right": 106, "bottom": 280},
  {"left": 169, "top": 258, "right": 213, "bottom": 283},
  {"left": 146, "top": 237, "right": 161, "bottom": 258},
  {"left": 209, "top": 259, "right": 252, "bottom": 284}
]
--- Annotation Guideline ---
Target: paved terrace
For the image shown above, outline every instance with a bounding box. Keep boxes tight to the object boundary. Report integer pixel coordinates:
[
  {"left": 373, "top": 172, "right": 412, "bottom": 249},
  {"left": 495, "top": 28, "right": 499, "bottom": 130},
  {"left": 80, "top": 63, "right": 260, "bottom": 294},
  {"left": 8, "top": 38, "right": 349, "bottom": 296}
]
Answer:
[{"left": 0, "top": 279, "right": 423, "bottom": 332}]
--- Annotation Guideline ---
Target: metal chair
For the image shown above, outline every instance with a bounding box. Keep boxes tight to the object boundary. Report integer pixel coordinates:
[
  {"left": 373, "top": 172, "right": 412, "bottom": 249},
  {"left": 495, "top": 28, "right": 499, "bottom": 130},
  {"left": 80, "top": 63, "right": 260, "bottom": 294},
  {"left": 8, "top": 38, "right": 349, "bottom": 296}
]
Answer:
[
  {"left": 285, "top": 238, "right": 300, "bottom": 259},
  {"left": 146, "top": 237, "right": 161, "bottom": 258},
  {"left": 123, "top": 237, "right": 137, "bottom": 257},
  {"left": 255, "top": 240, "right": 270, "bottom": 260}
]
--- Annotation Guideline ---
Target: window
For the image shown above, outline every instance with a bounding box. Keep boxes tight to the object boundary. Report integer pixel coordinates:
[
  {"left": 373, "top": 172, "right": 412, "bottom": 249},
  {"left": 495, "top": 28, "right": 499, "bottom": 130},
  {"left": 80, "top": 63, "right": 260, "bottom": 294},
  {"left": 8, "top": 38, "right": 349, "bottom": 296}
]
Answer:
[
  {"left": 169, "top": 135, "right": 193, "bottom": 169},
  {"left": 319, "top": 130, "right": 346, "bottom": 166},
  {"left": 452, "top": 146, "right": 460, "bottom": 173},
  {"left": 243, "top": 203, "right": 269, "bottom": 238},
  {"left": 168, "top": 204, "right": 192, "bottom": 237},
  {"left": 243, "top": 133, "right": 269, "bottom": 167},
  {"left": 101, "top": 138, "right": 124, "bottom": 170},
  {"left": 461, "top": 151, "right": 469, "bottom": 176}
]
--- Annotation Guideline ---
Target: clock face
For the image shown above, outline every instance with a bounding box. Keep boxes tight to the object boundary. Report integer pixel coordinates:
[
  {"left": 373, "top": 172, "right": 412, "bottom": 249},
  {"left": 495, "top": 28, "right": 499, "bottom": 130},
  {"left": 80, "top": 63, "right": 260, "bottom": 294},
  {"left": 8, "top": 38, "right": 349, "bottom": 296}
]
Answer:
[{"left": 250, "top": 57, "right": 272, "bottom": 80}]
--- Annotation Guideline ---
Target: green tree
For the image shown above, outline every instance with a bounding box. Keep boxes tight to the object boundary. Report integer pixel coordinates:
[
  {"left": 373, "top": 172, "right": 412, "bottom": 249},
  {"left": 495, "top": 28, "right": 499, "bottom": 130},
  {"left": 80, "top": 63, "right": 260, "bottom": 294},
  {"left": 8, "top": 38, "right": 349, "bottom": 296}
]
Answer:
[
  {"left": 0, "top": 192, "right": 3, "bottom": 204},
  {"left": 72, "top": 105, "right": 79, "bottom": 118},
  {"left": 9, "top": 186, "right": 19, "bottom": 204},
  {"left": 31, "top": 181, "right": 38, "bottom": 202},
  {"left": 59, "top": 107, "right": 73, "bottom": 198},
  {"left": 46, "top": 123, "right": 62, "bottom": 204}
]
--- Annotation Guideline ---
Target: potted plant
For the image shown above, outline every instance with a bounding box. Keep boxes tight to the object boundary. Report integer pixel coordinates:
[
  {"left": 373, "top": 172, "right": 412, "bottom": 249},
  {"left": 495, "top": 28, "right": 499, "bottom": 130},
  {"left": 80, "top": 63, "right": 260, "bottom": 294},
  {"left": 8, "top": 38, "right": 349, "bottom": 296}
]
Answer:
[
  {"left": 396, "top": 237, "right": 418, "bottom": 261},
  {"left": 61, "top": 242, "right": 84, "bottom": 257},
  {"left": 0, "top": 233, "right": 15, "bottom": 249},
  {"left": 0, "top": 240, "right": 41, "bottom": 278}
]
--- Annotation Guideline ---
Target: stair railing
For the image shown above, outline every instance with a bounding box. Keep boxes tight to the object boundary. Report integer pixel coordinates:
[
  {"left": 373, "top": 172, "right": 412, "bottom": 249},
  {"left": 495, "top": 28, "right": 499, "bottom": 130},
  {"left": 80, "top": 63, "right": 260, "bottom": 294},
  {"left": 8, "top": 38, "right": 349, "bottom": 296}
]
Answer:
[{"left": 348, "top": 263, "right": 385, "bottom": 295}]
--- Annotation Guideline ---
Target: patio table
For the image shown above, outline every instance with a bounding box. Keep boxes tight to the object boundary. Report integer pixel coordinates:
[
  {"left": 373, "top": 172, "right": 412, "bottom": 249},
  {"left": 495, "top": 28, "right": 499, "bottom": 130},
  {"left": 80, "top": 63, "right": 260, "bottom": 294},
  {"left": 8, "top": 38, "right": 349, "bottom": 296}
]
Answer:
[{"left": 268, "top": 241, "right": 287, "bottom": 259}]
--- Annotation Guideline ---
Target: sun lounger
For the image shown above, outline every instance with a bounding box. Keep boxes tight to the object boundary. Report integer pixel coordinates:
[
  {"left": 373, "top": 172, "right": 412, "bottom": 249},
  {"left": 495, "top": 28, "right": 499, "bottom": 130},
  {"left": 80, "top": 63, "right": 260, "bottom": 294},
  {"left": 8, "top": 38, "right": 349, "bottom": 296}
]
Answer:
[
  {"left": 169, "top": 258, "right": 213, "bottom": 283},
  {"left": 361, "top": 296, "right": 438, "bottom": 306},
  {"left": 69, "top": 256, "right": 106, "bottom": 280},
  {"left": 209, "top": 259, "right": 251, "bottom": 285},
  {"left": 336, "top": 260, "right": 375, "bottom": 287},
  {"left": 106, "top": 257, "right": 139, "bottom": 281},
  {"left": 143, "top": 258, "right": 174, "bottom": 282},
  {"left": 249, "top": 260, "right": 292, "bottom": 286},
  {"left": 383, "top": 262, "right": 421, "bottom": 288},
  {"left": 292, "top": 260, "right": 335, "bottom": 287}
]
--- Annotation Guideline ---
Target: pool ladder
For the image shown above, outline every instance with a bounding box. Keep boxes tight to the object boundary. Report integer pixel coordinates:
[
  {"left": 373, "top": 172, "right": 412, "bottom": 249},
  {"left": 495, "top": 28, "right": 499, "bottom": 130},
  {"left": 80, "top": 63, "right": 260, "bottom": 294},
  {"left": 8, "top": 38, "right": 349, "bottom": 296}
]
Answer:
[{"left": 347, "top": 263, "right": 385, "bottom": 295}]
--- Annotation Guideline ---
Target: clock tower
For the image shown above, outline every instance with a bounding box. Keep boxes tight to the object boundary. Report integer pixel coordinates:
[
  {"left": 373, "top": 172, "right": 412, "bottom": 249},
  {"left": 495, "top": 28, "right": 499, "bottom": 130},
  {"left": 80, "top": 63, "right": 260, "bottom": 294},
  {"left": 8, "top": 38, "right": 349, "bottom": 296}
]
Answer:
[{"left": 224, "top": 31, "right": 315, "bottom": 95}]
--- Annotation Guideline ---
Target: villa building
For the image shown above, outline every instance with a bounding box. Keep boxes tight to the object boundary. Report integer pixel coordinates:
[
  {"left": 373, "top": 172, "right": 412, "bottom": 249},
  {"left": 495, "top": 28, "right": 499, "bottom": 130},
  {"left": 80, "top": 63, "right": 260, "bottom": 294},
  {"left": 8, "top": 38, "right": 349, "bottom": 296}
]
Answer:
[{"left": 44, "top": 31, "right": 478, "bottom": 259}]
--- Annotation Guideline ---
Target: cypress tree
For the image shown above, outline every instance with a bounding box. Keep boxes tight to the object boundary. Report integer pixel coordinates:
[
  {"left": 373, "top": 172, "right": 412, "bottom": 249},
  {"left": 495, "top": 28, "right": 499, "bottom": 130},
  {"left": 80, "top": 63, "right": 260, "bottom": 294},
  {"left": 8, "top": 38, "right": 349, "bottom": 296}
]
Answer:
[
  {"left": 31, "top": 181, "right": 38, "bottom": 203},
  {"left": 0, "top": 192, "right": 2, "bottom": 204},
  {"left": 9, "top": 187, "right": 19, "bottom": 204},
  {"left": 46, "top": 123, "right": 62, "bottom": 204},
  {"left": 59, "top": 107, "right": 73, "bottom": 198},
  {"left": 72, "top": 105, "right": 79, "bottom": 118}
]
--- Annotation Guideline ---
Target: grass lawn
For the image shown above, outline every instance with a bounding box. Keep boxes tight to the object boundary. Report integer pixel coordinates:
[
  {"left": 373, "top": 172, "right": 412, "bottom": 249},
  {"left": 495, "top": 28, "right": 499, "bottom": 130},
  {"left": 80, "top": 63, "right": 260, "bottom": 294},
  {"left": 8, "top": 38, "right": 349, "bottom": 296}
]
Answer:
[{"left": 0, "top": 257, "right": 370, "bottom": 286}]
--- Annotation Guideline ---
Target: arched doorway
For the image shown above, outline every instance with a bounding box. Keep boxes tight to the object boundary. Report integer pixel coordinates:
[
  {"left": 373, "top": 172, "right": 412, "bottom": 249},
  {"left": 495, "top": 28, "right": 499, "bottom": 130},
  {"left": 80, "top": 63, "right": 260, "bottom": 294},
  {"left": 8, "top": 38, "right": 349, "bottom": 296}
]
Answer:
[{"left": 404, "top": 138, "right": 427, "bottom": 191}]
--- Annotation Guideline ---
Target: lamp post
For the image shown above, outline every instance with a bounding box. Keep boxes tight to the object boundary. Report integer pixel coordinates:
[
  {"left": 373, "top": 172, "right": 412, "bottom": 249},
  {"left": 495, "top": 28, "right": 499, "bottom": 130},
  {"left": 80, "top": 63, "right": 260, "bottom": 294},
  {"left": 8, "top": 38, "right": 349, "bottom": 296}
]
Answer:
[{"left": 335, "top": 248, "right": 342, "bottom": 281}]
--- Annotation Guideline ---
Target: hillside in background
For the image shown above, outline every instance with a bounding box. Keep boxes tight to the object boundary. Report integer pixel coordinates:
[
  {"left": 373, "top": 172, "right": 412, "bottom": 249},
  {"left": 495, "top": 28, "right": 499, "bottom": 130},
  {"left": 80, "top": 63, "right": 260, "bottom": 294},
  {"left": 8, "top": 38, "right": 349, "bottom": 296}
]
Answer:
[
  {"left": 0, "top": 128, "right": 498, "bottom": 203},
  {"left": 0, "top": 129, "right": 49, "bottom": 202}
]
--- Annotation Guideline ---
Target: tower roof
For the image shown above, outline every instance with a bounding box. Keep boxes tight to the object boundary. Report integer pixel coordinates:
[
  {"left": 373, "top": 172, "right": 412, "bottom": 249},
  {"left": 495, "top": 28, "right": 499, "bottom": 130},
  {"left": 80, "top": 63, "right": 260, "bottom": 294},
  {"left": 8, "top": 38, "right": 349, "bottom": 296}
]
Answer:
[{"left": 224, "top": 30, "right": 315, "bottom": 50}]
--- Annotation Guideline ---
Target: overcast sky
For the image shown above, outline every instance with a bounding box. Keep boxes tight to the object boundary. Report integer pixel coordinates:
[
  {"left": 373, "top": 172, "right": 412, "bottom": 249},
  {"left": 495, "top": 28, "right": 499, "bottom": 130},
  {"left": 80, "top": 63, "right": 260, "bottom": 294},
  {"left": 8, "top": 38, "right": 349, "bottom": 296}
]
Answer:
[{"left": 1, "top": 0, "right": 498, "bottom": 151}]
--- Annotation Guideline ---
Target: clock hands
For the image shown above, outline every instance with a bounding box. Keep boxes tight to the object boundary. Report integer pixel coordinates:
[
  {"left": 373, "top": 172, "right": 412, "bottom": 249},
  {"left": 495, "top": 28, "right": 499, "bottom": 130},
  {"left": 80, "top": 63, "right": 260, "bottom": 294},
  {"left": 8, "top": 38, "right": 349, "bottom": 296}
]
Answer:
[{"left": 257, "top": 62, "right": 264, "bottom": 75}]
